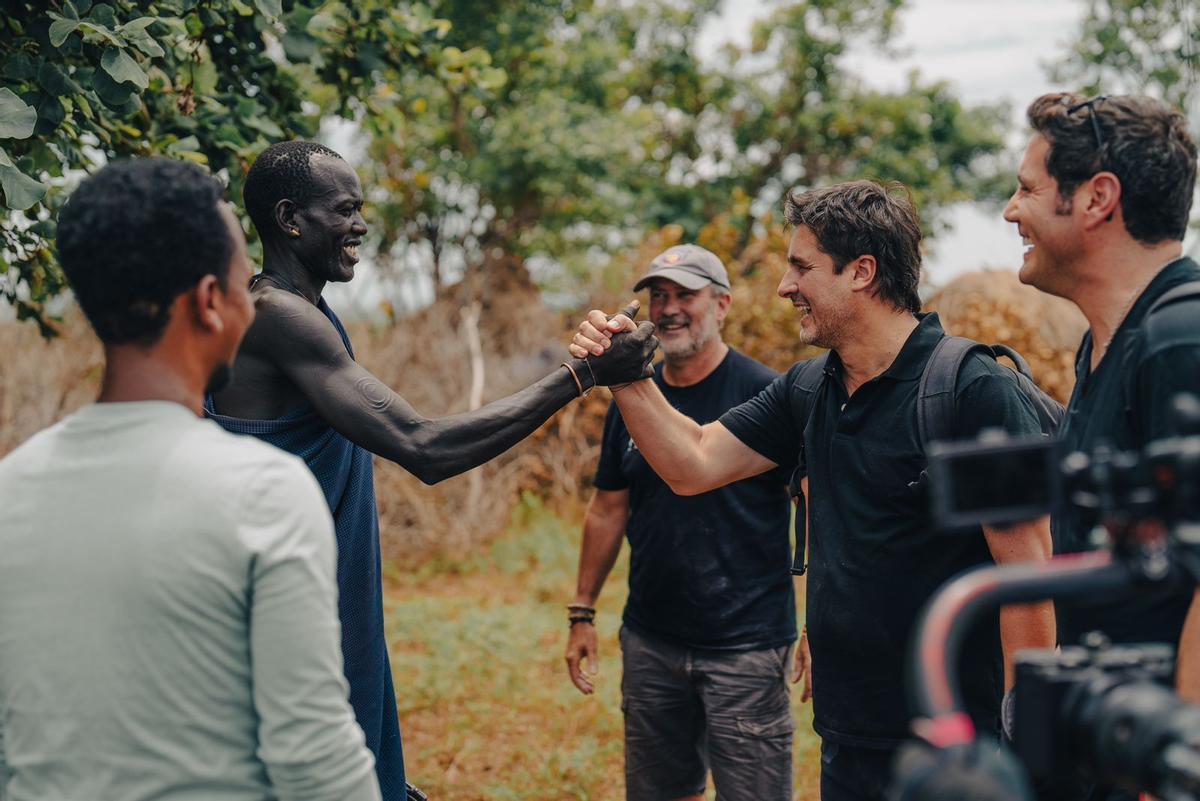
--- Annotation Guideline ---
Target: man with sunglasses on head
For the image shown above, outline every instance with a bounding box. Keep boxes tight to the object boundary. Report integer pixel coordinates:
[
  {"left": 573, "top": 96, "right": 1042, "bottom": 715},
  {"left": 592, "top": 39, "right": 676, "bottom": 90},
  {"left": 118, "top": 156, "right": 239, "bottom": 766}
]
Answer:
[{"left": 1004, "top": 93, "right": 1200, "bottom": 798}]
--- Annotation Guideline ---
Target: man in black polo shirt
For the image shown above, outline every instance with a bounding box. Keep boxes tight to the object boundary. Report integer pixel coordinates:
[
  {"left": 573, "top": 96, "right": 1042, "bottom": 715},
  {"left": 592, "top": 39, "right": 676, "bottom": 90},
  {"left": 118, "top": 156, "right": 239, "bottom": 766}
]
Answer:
[
  {"left": 1003, "top": 94, "right": 1200, "bottom": 794},
  {"left": 570, "top": 181, "right": 1056, "bottom": 801},
  {"left": 564, "top": 245, "right": 795, "bottom": 801}
]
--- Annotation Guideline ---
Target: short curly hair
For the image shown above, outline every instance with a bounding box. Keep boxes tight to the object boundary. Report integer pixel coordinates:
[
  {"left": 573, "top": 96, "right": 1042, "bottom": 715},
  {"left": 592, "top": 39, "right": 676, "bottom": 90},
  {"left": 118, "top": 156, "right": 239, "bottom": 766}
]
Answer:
[
  {"left": 784, "top": 180, "right": 923, "bottom": 314},
  {"left": 1027, "top": 93, "right": 1197, "bottom": 244},
  {"left": 243, "top": 140, "right": 344, "bottom": 241},
  {"left": 56, "top": 159, "right": 233, "bottom": 345}
]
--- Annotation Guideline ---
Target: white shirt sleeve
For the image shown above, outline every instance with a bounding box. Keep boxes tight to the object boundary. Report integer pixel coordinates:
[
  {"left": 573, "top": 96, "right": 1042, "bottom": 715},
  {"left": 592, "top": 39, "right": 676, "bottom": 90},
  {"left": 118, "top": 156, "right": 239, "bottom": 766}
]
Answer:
[
  {"left": 239, "top": 456, "right": 381, "bottom": 801},
  {"left": 1, "top": 713, "right": 8, "bottom": 801}
]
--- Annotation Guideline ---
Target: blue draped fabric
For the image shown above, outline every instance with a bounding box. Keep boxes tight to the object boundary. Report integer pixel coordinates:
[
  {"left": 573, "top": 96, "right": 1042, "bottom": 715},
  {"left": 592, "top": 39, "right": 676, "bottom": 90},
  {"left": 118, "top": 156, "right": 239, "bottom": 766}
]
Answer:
[{"left": 205, "top": 297, "right": 405, "bottom": 799}]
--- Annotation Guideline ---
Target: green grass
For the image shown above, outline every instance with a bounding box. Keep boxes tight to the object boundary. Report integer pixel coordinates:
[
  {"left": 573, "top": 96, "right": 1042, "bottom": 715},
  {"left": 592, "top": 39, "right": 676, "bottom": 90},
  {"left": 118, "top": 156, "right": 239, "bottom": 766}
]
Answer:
[{"left": 385, "top": 494, "right": 821, "bottom": 800}]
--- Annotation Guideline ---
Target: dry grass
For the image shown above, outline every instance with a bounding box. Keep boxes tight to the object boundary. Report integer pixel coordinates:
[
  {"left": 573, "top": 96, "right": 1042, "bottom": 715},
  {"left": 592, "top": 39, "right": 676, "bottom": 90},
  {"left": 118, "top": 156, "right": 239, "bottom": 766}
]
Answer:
[
  {"left": 386, "top": 497, "right": 821, "bottom": 801},
  {"left": 927, "top": 269, "right": 1087, "bottom": 403},
  {"left": 0, "top": 313, "right": 101, "bottom": 456}
]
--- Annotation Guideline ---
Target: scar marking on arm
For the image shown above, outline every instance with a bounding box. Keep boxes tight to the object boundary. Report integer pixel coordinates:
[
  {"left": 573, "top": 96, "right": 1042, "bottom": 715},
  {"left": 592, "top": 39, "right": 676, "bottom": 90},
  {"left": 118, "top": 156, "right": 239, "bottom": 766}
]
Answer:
[{"left": 355, "top": 376, "right": 393, "bottom": 412}]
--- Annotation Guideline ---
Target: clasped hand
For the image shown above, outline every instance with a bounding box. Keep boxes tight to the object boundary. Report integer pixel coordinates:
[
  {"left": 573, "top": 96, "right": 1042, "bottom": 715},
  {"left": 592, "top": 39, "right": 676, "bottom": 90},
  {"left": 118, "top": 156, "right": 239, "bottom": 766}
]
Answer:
[{"left": 568, "top": 300, "right": 659, "bottom": 386}]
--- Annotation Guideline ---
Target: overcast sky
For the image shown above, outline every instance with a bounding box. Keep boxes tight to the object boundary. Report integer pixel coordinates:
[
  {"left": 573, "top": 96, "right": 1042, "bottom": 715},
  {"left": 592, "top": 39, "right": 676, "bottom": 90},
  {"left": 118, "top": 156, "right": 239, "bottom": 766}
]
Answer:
[{"left": 700, "top": 0, "right": 1090, "bottom": 285}]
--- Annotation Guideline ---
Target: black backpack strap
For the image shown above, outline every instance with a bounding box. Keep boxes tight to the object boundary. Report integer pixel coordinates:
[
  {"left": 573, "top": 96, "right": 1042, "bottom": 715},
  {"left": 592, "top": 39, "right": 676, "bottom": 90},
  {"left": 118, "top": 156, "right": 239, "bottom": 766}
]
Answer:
[
  {"left": 917, "top": 336, "right": 989, "bottom": 448},
  {"left": 788, "top": 353, "right": 830, "bottom": 492},
  {"left": 989, "top": 343, "right": 1035, "bottom": 381},
  {"left": 1146, "top": 279, "right": 1200, "bottom": 317},
  {"left": 788, "top": 353, "right": 829, "bottom": 576},
  {"left": 1121, "top": 279, "right": 1200, "bottom": 423}
]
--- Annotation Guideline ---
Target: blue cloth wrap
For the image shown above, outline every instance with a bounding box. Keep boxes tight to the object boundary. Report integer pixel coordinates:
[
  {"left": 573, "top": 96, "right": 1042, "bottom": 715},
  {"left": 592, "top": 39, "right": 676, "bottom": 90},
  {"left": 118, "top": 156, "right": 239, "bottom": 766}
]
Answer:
[{"left": 206, "top": 298, "right": 406, "bottom": 798}]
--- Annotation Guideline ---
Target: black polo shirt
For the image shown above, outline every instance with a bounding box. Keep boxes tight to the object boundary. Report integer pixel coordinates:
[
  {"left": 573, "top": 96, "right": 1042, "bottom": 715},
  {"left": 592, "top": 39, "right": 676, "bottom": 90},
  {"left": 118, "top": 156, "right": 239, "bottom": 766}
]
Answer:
[
  {"left": 1055, "top": 256, "right": 1200, "bottom": 650},
  {"left": 721, "top": 313, "right": 1042, "bottom": 747},
  {"left": 595, "top": 348, "right": 796, "bottom": 652}
]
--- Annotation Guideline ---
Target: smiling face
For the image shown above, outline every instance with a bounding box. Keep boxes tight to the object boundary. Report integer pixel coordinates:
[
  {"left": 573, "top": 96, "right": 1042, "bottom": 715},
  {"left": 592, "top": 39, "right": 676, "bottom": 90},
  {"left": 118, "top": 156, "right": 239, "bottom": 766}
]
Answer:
[
  {"left": 648, "top": 278, "right": 728, "bottom": 363},
  {"left": 778, "top": 225, "right": 854, "bottom": 349},
  {"left": 292, "top": 156, "right": 367, "bottom": 284},
  {"left": 1003, "top": 135, "right": 1084, "bottom": 298}
]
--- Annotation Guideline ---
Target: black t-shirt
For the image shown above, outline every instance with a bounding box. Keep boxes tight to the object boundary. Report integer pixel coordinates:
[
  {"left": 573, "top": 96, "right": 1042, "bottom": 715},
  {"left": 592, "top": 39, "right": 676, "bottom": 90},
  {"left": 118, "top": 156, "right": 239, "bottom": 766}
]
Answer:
[
  {"left": 720, "top": 314, "right": 1043, "bottom": 747},
  {"left": 1054, "top": 257, "right": 1200, "bottom": 649},
  {"left": 594, "top": 348, "right": 796, "bottom": 652}
]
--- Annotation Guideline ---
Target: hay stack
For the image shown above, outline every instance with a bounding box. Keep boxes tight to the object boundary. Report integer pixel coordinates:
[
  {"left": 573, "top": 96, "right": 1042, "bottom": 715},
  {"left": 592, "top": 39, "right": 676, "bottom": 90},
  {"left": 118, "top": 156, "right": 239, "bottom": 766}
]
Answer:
[{"left": 925, "top": 269, "right": 1087, "bottom": 403}]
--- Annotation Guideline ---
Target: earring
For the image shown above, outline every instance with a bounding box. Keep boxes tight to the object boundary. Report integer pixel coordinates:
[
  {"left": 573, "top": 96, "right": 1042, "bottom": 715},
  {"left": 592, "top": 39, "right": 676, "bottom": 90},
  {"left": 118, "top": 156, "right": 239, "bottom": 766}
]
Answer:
[{"left": 289, "top": 228, "right": 300, "bottom": 238}]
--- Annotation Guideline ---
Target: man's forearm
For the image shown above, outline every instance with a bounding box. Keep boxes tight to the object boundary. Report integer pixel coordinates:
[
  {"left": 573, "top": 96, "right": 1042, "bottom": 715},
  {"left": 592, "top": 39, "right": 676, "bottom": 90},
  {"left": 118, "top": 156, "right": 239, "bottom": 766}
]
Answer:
[
  {"left": 999, "top": 601, "right": 1056, "bottom": 690},
  {"left": 612, "top": 380, "right": 707, "bottom": 492},
  {"left": 1177, "top": 589, "right": 1200, "bottom": 702},
  {"left": 392, "top": 364, "right": 582, "bottom": 484},
  {"left": 983, "top": 517, "right": 1056, "bottom": 690},
  {"left": 575, "top": 505, "right": 627, "bottom": 605}
]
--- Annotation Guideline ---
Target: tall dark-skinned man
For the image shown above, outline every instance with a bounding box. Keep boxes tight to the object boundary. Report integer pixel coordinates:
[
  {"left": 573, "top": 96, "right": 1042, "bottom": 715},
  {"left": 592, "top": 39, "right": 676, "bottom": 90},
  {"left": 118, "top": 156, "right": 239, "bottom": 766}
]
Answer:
[{"left": 208, "top": 140, "right": 658, "bottom": 800}]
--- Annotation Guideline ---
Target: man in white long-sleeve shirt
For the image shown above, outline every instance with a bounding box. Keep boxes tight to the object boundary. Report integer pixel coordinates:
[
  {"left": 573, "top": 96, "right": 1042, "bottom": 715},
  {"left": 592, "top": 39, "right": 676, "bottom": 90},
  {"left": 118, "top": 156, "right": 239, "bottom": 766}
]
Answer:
[{"left": 0, "top": 158, "right": 380, "bottom": 801}]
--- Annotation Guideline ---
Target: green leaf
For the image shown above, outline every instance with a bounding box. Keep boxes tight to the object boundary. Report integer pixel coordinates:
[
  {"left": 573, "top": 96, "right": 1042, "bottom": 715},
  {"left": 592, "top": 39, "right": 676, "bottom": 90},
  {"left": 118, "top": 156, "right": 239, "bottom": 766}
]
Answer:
[
  {"left": 0, "top": 88, "right": 38, "bottom": 139},
  {"left": 87, "top": 3, "right": 117, "bottom": 29},
  {"left": 101, "top": 48, "right": 149, "bottom": 89},
  {"left": 76, "top": 21, "right": 122, "bottom": 46},
  {"left": 191, "top": 53, "right": 218, "bottom": 95},
  {"left": 254, "top": 0, "right": 283, "bottom": 19},
  {"left": 48, "top": 15, "right": 79, "bottom": 47},
  {"left": 245, "top": 114, "right": 285, "bottom": 138},
  {"left": 0, "top": 148, "right": 47, "bottom": 210},
  {"left": 34, "top": 96, "right": 66, "bottom": 135},
  {"left": 118, "top": 16, "right": 157, "bottom": 35},
  {"left": 1, "top": 53, "right": 36, "bottom": 81},
  {"left": 92, "top": 68, "right": 136, "bottom": 107},
  {"left": 37, "top": 62, "right": 83, "bottom": 96},
  {"left": 125, "top": 29, "right": 165, "bottom": 58}
]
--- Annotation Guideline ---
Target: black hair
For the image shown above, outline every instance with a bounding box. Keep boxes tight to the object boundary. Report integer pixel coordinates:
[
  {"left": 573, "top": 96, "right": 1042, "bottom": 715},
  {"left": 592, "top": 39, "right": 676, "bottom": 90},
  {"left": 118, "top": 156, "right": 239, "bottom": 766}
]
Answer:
[
  {"left": 56, "top": 158, "right": 233, "bottom": 345},
  {"left": 1027, "top": 93, "right": 1197, "bottom": 244},
  {"left": 784, "top": 180, "right": 923, "bottom": 314},
  {"left": 243, "top": 140, "right": 344, "bottom": 240}
]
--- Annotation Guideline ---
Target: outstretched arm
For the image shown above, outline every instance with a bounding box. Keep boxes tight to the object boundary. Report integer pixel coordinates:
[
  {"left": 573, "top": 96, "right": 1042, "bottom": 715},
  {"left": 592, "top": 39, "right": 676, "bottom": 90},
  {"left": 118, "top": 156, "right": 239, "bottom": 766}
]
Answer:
[
  {"left": 257, "top": 294, "right": 657, "bottom": 484},
  {"left": 569, "top": 307, "right": 777, "bottom": 494}
]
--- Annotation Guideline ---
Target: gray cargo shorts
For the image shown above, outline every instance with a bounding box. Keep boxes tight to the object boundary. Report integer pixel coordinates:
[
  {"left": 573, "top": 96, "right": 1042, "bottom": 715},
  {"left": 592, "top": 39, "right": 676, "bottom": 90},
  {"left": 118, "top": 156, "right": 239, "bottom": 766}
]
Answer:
[{"left": 620, "top": 625, "right": 794, "bottom": 801}]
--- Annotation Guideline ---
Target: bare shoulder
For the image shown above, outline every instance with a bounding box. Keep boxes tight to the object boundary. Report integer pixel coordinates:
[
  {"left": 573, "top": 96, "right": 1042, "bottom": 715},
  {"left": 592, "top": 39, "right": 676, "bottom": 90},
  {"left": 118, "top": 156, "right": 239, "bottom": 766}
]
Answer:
[{"left": 244, "top": 285, "right": 347, "bottom": 363}]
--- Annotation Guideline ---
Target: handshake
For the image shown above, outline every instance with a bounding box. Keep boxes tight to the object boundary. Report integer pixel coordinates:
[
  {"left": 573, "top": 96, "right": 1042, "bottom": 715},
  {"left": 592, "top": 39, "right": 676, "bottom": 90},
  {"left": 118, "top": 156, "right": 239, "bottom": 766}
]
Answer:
[{"left": 563, "top": 300, "right": 660, "bottom": 392}]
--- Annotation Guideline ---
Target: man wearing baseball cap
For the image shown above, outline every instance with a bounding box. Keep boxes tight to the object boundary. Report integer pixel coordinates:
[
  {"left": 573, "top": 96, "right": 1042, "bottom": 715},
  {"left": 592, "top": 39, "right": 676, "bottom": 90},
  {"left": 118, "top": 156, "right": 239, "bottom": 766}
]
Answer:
[{"left": 564, "top": 244, "right": 797, "bottom": 801}]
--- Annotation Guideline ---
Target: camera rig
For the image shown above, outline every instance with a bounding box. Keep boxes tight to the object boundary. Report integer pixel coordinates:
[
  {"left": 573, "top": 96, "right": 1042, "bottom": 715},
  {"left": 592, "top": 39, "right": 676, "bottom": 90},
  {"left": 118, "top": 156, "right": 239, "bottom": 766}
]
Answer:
[{"left": 893, "top": 394, "right": 1200, "bottom": 801}]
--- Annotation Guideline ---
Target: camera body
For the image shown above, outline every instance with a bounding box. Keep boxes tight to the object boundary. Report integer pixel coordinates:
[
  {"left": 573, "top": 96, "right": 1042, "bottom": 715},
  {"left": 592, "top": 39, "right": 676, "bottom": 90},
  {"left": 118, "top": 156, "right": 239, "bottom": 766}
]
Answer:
[{"left": 1012, "top": 635, "right": 1174, "bottom": 781}]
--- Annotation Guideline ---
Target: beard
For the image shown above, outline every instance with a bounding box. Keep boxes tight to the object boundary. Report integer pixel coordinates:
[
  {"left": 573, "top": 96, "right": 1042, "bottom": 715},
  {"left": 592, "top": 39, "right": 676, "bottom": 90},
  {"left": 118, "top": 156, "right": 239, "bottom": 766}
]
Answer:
[
  {"left": 798, "top": 304, "right": 850, "bottom": 350},
  {"left": 659, "top": 315, "right": 719, "bottom": 363},
  {"left": 204, "top": 362, "right": 234, "bottom": 396}
]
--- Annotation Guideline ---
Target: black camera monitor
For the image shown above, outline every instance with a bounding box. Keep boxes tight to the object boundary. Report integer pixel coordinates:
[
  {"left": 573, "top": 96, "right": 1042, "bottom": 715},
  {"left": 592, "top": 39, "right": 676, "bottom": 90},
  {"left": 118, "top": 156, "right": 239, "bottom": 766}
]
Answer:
[{"left": 927, "top": 434, "right": 1060, "bottom": 529}]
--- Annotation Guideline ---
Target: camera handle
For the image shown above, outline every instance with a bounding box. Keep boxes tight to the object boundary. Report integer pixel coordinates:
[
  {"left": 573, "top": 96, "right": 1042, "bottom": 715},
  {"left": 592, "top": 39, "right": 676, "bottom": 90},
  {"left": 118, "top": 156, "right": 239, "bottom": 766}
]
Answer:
[{"left": 908, "top": 549, "right": 1130, "bottom": 744}]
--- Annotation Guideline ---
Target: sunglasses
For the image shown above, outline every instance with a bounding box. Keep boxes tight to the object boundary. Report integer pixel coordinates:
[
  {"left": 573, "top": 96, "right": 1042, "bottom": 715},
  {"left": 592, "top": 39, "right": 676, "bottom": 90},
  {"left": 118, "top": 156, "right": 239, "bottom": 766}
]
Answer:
[{"left": 1066, "top": 94, "right": 1108, "bottom": 149}]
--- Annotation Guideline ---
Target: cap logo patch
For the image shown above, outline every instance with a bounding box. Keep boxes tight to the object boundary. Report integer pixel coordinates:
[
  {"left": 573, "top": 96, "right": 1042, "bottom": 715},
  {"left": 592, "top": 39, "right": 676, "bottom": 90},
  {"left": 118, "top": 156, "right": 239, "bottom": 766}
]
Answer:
[{"left": 664, "top": 252, "right": 681, "bottom": 263}]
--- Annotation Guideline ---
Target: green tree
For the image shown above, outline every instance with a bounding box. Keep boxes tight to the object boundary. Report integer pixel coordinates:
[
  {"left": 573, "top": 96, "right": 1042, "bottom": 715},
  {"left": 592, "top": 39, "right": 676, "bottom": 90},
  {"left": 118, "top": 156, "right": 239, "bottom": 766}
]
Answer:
[
  {"left": 355, "top": 0, "right": 1009, "bottom": 310},
  {"left": 0, "top": 0, "right": 484, "bottom": 334},
  {"left": 1050, "top": 0, "right": 1200, "bottom": 112}
]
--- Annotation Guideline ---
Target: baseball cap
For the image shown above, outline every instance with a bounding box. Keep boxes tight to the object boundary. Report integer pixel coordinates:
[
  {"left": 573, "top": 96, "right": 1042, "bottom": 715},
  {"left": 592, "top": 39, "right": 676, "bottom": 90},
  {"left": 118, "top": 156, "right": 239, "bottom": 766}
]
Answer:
[{"left": 632, "top": 244, "right": 731, "bottom": 292}]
